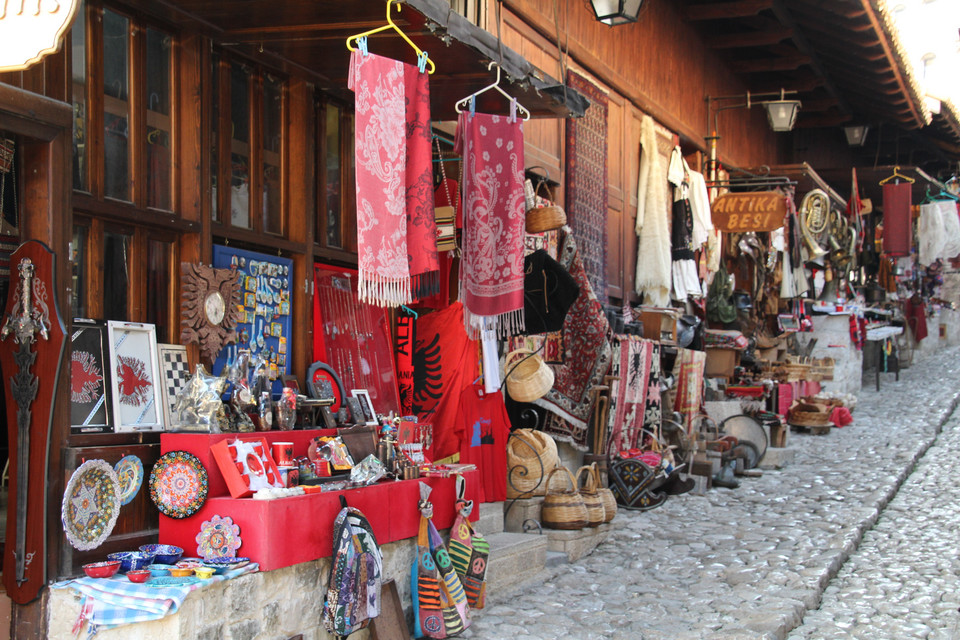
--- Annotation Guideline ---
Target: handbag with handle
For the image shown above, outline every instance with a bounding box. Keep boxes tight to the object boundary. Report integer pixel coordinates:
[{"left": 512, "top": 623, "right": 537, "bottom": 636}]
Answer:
[
  {"left": 590, "top": 463, "right": 617, "bottom": 523},
  {"left": 575, "top": 465, "right": 606, "bottom": 527},
  {"left": 540, "top": 467, "right": 588, "bottom": 530}
]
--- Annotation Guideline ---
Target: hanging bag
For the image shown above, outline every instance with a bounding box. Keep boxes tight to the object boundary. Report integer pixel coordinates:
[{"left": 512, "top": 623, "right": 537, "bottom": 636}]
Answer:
[
  {"left": 322, "top": 497, "right": 383, "bottom": 638},
  {"left": 447, "top": 475, "right": 488, "bottom": 609},
  {"left": 412, "top": 483, "right": 471, "bottom": 639}
]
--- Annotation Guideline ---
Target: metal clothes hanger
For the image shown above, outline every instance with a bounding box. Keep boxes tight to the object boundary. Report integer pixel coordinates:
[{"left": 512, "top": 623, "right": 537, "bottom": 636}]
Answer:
[
  {"left": 345, "top": 0, "right": 436, "bottom": 74},
  {"left": 455, "top": 61, "right": 531, "bottom": 121},
  {"left": 878, "top": 166, "right": 915, "bottom": 185}
]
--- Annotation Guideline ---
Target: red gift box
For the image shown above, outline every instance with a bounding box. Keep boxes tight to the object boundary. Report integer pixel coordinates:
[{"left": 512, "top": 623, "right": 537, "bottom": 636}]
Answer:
[{"left": 210, "top": 437, "right": 284, "bottom": 498}]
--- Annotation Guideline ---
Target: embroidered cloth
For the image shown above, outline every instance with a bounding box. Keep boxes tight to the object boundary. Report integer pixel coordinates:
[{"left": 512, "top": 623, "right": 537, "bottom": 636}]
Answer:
[
  {"left": 606, "top": 336, "right": 661, "bottom": 453},
  {"left": 673, "top": 348, "right": 706, "bottom": 433}
]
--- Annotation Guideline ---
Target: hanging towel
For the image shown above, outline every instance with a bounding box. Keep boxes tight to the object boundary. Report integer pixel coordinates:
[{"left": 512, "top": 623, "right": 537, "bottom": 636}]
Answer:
[
  {"left": 881, "top": 182, "right": 912, "bottom": 258},
  {"left": 349, "top": 50, "right": 439, "bottom": 307},
  {"left": 634, "top": 115, "right": 672, "bottom": 305},
  {"left": 455, "top": 111, "right": 527, "bottom": 339},
  {"left": 918, "top": 202, "right": 945, "bottom": 266},
  {"left": 937, "top": 200, "right": 960, "bottom": 260}
]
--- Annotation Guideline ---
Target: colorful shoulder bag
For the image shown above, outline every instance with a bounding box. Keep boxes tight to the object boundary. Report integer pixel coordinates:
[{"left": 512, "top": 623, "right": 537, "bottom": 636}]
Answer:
[{"left": 447, "top": 475, "right": 488, "bottom": 609}]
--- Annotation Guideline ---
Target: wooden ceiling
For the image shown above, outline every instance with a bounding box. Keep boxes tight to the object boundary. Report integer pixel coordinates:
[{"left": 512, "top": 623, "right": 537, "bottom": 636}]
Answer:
[{"left": 683, "top": 0, "right": 958, "bottom": 179}]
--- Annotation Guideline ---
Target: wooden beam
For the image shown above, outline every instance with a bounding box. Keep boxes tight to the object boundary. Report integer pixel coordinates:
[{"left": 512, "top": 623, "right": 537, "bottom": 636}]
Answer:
[
  {"left": 705, "top": 26, "right": 792, "bottom": 49},
  {"left": 799, "top": 97, "right": 840, "bottom": 112},
  {"left": 795, "top": 112, "right": 852, "bottom": 128},
  {"left": 729, "top": 54, "right": 810, "bottom": 73},
  {"left": 752, "top": 72, "right": 825, "bottom": 93},
  {"left": 684, "top": 0, "right": 773, "bottom": 21}
]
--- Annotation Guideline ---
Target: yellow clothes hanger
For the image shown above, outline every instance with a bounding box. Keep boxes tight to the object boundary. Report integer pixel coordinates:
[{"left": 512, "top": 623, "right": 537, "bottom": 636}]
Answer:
[
  {"left": 345, "top": 0, "right": 436, "bottom": 74},
  {"left": 878, "top": 166, "right": 915, "bottom": 185}
]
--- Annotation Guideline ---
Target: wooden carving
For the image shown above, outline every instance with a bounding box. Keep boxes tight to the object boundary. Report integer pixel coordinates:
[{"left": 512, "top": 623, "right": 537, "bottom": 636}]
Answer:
[{"left": 180, "top": 263, "right": 242, "bottom": 363}]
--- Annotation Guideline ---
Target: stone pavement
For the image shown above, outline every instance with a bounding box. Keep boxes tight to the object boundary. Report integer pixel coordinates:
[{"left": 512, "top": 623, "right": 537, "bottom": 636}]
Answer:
[{"left": 464, "top": 345, "right": 960, "bottom": 640}]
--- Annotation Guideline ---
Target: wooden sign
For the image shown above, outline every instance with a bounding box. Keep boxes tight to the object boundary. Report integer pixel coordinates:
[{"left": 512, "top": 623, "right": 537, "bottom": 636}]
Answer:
[
  {"left": 0, "top": 0, "right": 81, "bottom": 72},
  {"left": 711, "top": 191, "right": 787, "bottom": 232}
]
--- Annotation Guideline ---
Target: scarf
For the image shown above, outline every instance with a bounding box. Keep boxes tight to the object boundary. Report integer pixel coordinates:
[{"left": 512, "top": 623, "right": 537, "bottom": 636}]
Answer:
[
  {"left": 881, "top": 182, "right": 912, "bottom": 258},
  {"left": 348, "top": 50, "right": 439, "bottom": 307},
  {"left": 634, "top": 115, "right": 672, "bottom": 305},
  {"left": 455, "top": 110, "right": 526, "bottom": 339}
]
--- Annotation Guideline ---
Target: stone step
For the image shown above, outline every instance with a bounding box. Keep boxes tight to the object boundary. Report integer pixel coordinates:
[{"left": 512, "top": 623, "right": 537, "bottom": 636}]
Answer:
[
  {"left": 485, "top": 532, "right": 549, "bottom": 596},
  {"left": 545, "top": 550, "right": 569, "bottom": 568},
  {"left": 503, "top": 496, "right": 544, "bottom": 533},
  {"left": 544, "top": 522, "right": 614, "bottom": 563},
  {"left": 474, "top": 501, "right": 504, "bottom": 536}
]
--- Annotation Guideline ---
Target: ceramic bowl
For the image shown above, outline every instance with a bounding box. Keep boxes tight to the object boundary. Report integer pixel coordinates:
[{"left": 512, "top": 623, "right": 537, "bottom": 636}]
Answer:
[
  {"left": 106, "top": 551, "right": 156, "bottom": 573},
  {"left": 138, "top": 544, "right": 183, "bottom": 566},
  {"left": 169, "top": 567, "right": 194, "bottom": 577},
  {"left": 82, "top": 561, "right": 122, "bottom": 579},
  {"left": 194, "top": 566, "right": 216, "bottom": 580},
  {"left": 146, "top": 564, "right": 173, "bottom": 577},
  {"left": 126, "top": 569, "right": 152, "bottom": 583},
  {"left": 175, "top": 559, "right": 204, "bottom": 570}
]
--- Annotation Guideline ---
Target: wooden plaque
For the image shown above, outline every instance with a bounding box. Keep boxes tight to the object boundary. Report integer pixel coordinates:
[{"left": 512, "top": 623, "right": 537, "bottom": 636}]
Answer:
[{"left": 711, "top": 191, "right": 787, "bottom": 232}]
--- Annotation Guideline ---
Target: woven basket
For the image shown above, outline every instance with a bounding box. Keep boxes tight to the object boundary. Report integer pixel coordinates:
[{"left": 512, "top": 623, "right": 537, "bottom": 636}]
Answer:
[
  {"left": 590, "top": 463, "right": 617, "bottom": 523},
  {"left": 788, "top": 403, "right": 831, "bottom": 427},
  {"left": 541, "top": 467, "right": 588, "bottom": 530},
  {"left": 506, "top": 429, "right": 559, "bottom": 499},
  {"left": 576, "top": 465, "right": 606, "bottom": 527},
  {"left": 525, "top": 205, "right": 567, "bottom": 234},
  {"left": 505, "top": 349, "right": 554, "bottom": 403}
]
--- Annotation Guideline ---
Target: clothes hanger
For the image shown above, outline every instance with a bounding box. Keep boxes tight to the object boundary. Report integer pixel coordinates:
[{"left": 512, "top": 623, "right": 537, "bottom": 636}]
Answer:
[
  {"left": 455, "top": 61, "right": 531, "bottom": 121},
  {"left": 878, "top": 166, "right": 915, "bottom": 185},
  {"left": 345, "top": 0, "right": 436, "bottom": 74},
  {"left": 399, "top": 305, "right": 418, "bottom": 319}
]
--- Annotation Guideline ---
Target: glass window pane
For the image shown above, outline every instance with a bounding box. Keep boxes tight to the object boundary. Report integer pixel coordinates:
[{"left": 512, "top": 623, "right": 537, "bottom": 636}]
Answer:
[
  {"left": 262, "top": 76, "right": 282, "bottom": 234},
  {"left": 211, "top": 53, "right": 220, "bottom": 222},
  {"left": 325, "top": 105, "right": 341, "bottom": 248},
  {"left": 146, "top": 239, "right": 172, "bottom": 342},
  {"left": 71, "top": 2, "right": 88, "bottom": 192},
  {"left": 103, "top": 231, "right": 130, "bottom": 321},
  {"left": 230, "top": 63, "right": 250, "bottom": 228},
  {"left": 71, "top": 226, "right": 87, "bottom": 319},
  {"left": 102, "top": 10, "right": 130, "bottom": 201},
  {"left": 146, "top": 28, "right": 172, "bottom": 210}
]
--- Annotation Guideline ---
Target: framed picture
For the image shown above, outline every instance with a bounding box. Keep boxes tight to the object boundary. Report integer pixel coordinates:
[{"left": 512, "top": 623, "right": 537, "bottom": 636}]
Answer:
[
  {"left": 70, "top": 319, "right": 113, "bottom": 434},
  {"left": 350, "top": 389, "right": 378, "bottom": 426},
  {"left": 158, "top": 343, "right": 190, "bottom": 430},
  {"left": 345, "top": 397, "right": 365, "bottom": 427},
  {"left": 106, "top": 321, "right": 164, "bottom": 432}
]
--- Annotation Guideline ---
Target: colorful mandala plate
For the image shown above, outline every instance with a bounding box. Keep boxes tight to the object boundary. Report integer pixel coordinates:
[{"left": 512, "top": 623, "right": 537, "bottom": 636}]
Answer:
[
  {"left": 61, "top": 460, "right": 122, "bottom": 551},
  {"left": 114, "top": 455, "right": 144, "bottom": 506},
  {"left": 149, "top": 451, "right": 209, "bottom": 518},
  {"left": 195, "top": 515, "right": 242, "bottom": 561}
]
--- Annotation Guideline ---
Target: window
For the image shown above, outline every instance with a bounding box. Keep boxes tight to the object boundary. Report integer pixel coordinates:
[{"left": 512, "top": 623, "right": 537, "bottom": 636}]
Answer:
[
  {"left": 102, "top": 8, "right": 130, "bottom": 202},
  {"left": 316, "top": 99, "right": 355, "bottom": 255}
]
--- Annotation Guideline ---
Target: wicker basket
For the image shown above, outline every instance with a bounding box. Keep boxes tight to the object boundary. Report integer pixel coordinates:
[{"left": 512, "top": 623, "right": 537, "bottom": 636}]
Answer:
[
  {"left": 787, "top": 402, "right": 831, "bottom": 427},
  {"left": 506, "top": 429, "right": 559, "bottom": 499},
  {"left": 576, "top": 465, "right": 606, "bottom": 527},
  {"left": 541, "top": 467, "right": 588, "bottom": 530},
  {"left": 505, "top": 349, "right": 554, "bottom": 403},
  {"left": 525, "top": 205, "right": 567, "bottom": 233},
  {"left": 590, "top": 463, "right": 617, "bottom": 523}
]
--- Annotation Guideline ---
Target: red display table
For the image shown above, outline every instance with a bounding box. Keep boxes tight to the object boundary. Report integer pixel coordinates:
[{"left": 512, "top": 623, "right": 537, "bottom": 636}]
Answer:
[{"left": 159, "top": 432, "right": 479, "bottom": 571}]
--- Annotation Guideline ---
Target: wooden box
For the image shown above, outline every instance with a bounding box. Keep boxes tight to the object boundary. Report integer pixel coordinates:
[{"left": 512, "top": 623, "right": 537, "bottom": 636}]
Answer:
[{"left": 705, "top": 348, "right": 740, "bottom": 379}]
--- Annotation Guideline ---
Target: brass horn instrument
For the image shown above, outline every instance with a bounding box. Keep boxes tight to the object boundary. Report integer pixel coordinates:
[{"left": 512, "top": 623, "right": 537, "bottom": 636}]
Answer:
[{"left": 799, "top": 189, "right": 829, "bottom": 260}]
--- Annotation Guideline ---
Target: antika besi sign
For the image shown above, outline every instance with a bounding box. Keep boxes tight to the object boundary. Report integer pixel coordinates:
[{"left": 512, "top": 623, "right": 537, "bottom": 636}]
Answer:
[{"left": 711, "top": 191, "right": 787, "bottom": 232}]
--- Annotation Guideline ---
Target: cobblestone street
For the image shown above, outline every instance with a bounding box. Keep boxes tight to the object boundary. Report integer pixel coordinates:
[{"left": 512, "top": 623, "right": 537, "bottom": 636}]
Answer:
[{"left": 466, "top": 346, "right": 960, "bottom": 640}]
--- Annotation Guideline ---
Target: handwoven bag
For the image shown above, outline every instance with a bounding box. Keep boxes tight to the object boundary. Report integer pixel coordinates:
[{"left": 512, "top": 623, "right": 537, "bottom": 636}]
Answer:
[
  {"left": 504, "top": 348, "right": 554, "bottom": 403},
  {"left": 576, "top": 465, "right": 606, "bottom": 527},
  {"left": 541, "top": 467, "right": 588, "bottom": 530},
  {"left": 590, "top": 463, "right": 617, "bottom": 523},
  {"left": 525, "top": 174, "right": 566, "bottom": 234},
  {"left": 506, "top": 429, "right": 559, "bottom": 499}
]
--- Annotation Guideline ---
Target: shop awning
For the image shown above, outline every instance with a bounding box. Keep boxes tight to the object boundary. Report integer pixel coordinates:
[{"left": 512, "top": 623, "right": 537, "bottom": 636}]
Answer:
[{"left": 152, "top": 0, "right": 587, "bottom": 120}]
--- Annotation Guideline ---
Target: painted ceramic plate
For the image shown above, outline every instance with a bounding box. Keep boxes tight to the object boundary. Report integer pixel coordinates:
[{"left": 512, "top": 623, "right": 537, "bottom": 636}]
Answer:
[
  {"left": 147, "top": 576, "right": 200, "bottom": 588},
  {"left": 202, "top": 556, "right": 250, "bottom": 569},
  {"left": 195, "top": 515, "right": 242, "bottom": 561},
  {"left": 149, "top": 451, "right": 209, "bottom": 519},
  {"left": 114, "top": 455, "right": 144, "bottom": 506},
  {"left": 61, "top": 460, "right": 122, "bottom": 552}
]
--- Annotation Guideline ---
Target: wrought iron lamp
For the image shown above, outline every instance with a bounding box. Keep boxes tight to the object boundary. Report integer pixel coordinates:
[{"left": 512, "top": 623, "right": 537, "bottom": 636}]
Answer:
[
  {"left": 588, "top": 0, "right": 644, "bottom": 26},
  {"left": 843, "top": 124, "right": 869, "bottom": 147}
]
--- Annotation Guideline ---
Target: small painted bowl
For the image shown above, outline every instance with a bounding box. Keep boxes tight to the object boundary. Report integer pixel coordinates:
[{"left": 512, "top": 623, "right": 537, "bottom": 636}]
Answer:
[
  {"left": 146, "top": 564, "right": 172, "bottom": 577},
  {"left": 168, "top": 567, "right": 194, "bottom": 577},
  {"left": 82, "top": 561, "right": 122, "bottom": 579},
  {"left": 126, "top": 569, "right": 151, "bottom": 583},
  {"left": 106, "top": 551, "right": 155, "bottom": 573},
  {"left": 175, "top": 559, "right": 204, "bottom": 570},
  {"left": 194, "top": 566, "right": 216, "bottom": 579},
  {"left": 139, "top": 544, "right": 183, "bottom": 566}
]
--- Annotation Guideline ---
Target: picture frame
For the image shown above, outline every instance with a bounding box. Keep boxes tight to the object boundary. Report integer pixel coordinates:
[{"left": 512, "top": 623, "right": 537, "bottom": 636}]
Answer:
[
  {"left": 69, "top": 318, "right": 113, "bottom": 434},
  {"left": 106, "top": 321, "right": 164, "bottom": 432},
  {"left": 350, "top": 389, "right": 378, "bottom": 426},
  {"left": 157, "top": 343, "right": 190, "bottom": 431},
  {"left": 345, "top": 397, "right": 365, "bottom": 427}
]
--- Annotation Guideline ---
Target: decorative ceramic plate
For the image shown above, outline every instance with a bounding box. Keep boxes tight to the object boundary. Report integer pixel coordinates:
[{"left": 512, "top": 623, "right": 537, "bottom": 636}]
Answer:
[
  {"left": 202, "top": 556, "right": 250, "bottom": 569},
  {"left": 149, "top": 451, "right": 209, "bottom": 518},
  {"left": 195, "top": 515, "right": 242, "bottom": 560},
  {"left": 114, "top": 455, "right": 144, "bottom": 506},
  {"left": 61, "top": 460, "right": 122, "bottom": 551},
  {"left": 147, "top": 576, "right": 200, "bottom": 588}
]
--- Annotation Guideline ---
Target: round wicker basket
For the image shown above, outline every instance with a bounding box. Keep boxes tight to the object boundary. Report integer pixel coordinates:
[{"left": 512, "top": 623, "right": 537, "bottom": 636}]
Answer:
[
  {"left": 576, "top": 465, "right": 606, "bottom": 527},
  {"left": 541, "top": 467, "right": 588, "bottom": 530},
  {"left": 590, "top": 463, "right": 617, "bottom": 523},
  {"left": 505, "top": 349, "right": 554, "bottom": 403},
  {"left": 506, "top": 429, "right": 559, "bottom": 499},
  {"left": 525, "top": 205, "right": 567, "bottom": 234}
]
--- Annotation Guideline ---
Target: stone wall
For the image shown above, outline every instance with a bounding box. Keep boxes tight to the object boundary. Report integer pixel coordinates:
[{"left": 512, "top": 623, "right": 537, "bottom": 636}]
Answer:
[
  {"left": 47, "top": 536, "right": 422, "bottom": 640},
  {"left": 800, "top": 314, "right": 863, "bottom": 396}
]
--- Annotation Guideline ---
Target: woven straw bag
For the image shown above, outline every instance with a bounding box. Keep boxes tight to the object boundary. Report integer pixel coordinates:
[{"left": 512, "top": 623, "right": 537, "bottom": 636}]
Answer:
[
  {"left": 576, "top": 465, "right": 606, "bottom": 527},
  {"left": 525, "top": 174, "right": 566, "bottom": 234},
  {"left": 590, "top": 463, "right": 617, "bottom": 523},
  {"left": 504, "top": 349, "right": 554, "bottom": 403},
  {"left": 541, "top": 467, "right": 588, "bottom": 530},
  {"left": 506, "top": 429, "right": 559, "bottom": 499}
]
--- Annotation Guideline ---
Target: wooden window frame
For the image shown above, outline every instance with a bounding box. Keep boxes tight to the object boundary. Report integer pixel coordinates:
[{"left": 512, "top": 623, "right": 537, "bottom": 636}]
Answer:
[{"left": 314, "top": 96, "right": 356, "bottom": 264}]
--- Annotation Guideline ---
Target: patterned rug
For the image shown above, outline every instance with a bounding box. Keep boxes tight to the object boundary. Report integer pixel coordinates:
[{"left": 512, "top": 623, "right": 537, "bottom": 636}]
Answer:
[
  {"left": 607, "top": 336, "right": 661, "bottom": 454},
  {"left": 565, "top": 71, "right": 609, "bottom": 300},
  {"left": 533, "top": 229, "right": 612, "bottom": 450}
]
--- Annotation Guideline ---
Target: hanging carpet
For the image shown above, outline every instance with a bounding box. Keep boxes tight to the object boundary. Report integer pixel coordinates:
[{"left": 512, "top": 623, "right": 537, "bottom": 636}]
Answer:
[{"left": 606, "top": 336, "right": 661, "bottom": 454}]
